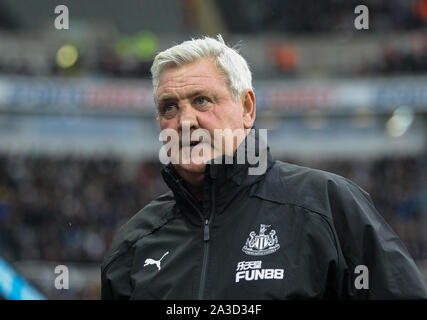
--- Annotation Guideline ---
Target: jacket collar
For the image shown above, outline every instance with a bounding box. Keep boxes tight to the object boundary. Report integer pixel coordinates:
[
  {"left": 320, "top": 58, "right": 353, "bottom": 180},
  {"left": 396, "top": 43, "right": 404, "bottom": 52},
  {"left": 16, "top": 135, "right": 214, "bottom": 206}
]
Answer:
[{"left": 161, "top": 127, "right": 275, "bottom": 222}]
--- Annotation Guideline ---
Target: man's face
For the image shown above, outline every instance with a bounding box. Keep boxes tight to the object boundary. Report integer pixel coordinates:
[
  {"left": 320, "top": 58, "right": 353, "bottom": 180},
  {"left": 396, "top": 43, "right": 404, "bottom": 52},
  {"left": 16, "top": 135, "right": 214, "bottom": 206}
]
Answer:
[{"left": 156, "top": 58, "right": 252, "bottom": 187}]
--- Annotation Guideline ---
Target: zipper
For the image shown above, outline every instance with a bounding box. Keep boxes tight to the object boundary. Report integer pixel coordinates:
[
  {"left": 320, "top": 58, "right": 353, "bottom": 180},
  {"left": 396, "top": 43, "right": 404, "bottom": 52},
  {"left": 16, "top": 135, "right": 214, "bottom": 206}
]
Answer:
[
  {"left": 198, "top": 218, "right": 210, "bottom": 300},
  {"left": 164, "top": 165, "right": 215, "bottom": 300},
  {"left": 173, "top": 179, "right": 209, "bottom": 300},
  {"left": 197, "top": 179, "right": 215, "bottom": 300}
]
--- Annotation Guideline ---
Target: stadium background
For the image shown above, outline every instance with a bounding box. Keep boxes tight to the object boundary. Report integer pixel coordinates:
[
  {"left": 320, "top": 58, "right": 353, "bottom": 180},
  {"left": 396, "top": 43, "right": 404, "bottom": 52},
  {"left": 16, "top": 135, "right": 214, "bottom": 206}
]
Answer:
[{"left": 0, "top": 0, "right": 426, "bottom": 299}]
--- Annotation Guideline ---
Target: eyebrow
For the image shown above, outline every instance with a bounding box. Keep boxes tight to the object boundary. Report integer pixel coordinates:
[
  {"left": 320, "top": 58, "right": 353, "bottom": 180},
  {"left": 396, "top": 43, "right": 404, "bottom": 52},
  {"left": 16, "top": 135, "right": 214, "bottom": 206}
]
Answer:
[
  {"left": 157, "top": 90, "right": 211, "bottom": 105},
  {"left": 157, "top": 96, "right": 176, "bottom": 107}
]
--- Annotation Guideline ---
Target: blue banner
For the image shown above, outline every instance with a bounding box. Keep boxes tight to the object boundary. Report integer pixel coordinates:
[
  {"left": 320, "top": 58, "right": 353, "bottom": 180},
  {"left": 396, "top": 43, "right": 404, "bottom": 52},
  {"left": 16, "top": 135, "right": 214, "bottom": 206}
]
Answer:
[{"left": 0, "top": 257, "right": 46, "bottom": 300}]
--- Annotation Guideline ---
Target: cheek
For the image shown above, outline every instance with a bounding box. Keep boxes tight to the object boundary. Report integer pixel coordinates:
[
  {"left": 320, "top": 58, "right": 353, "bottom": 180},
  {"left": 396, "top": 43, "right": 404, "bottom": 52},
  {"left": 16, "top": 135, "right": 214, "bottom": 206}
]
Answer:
[
  {"left": 218, "top": 109, "right": 243, "bottom": 130},
  {"left": 200, "top": 106, "right": 241, "bottom": 129},
  {"left": 159, "top": 119, "right": 178, "bottom": 131}
]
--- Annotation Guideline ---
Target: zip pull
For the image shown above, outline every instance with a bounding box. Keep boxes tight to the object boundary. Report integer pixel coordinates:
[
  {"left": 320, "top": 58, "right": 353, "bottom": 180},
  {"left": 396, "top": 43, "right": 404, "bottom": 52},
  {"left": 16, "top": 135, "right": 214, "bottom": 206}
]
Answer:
[{"left": 203, "top": 219, "right": 210, "bottom": 241}]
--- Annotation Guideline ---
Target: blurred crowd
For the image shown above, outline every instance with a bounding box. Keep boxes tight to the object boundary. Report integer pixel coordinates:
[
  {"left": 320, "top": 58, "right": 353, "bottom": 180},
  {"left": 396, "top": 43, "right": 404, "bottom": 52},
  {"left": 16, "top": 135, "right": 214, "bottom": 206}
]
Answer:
[
  {"left": 1, "top": 0, "right": 427, "bottom": 79},
  {"left": 0, "top": 155, "right": 168, "bottom": 263},
  {"left": 358, "top": 34, "right": 427, "bottom": 75},
  {"left": 218, "top": 0, "right": 427, "bottom": 34},
  {"left": 1, "top": 154, "right": 426, "bottom": 264},
  {"left": 0, "top": 154, "right": 426, "bottom": 298}
]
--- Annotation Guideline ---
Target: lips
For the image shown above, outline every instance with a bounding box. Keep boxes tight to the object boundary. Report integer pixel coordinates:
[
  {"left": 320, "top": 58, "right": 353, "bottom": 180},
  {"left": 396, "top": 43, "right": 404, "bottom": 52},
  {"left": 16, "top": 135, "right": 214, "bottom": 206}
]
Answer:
[{"left": 181, "top": 139, "right": 202, "bottom": 147}]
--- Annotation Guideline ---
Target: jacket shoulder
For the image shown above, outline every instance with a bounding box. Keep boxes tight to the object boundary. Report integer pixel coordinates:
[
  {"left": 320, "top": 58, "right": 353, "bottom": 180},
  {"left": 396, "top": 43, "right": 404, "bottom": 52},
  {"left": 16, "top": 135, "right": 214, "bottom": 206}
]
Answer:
[
  {"left": 254, "top": 160, "right": 369, "bottom": 218},
  {"left": 102, "top": 191, "right": 176, "bottom": 268}
]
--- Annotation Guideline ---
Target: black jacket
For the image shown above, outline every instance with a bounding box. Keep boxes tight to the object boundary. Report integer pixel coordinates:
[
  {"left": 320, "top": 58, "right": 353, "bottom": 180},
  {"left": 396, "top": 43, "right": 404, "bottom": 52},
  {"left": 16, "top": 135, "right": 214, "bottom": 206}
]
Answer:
[{"left": 101, "top": 132, "right": 427, "bottom": 300}]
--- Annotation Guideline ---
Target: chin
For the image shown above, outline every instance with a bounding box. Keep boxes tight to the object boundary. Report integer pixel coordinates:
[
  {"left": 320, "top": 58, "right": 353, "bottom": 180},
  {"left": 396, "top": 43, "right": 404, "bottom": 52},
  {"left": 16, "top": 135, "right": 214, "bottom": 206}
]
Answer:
[
  {"left": 176, "top": 161, "right": 206, "bottom": 174},
  {"left": 173, "top": 161, "right": 206, "bottom": 185}
]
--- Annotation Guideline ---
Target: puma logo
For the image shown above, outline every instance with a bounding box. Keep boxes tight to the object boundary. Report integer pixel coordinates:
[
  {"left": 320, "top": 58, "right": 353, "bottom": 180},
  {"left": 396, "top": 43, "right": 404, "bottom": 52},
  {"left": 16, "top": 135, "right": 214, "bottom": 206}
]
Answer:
[{"left": 144, "top": 251, "right": 169, "bottom": 270}]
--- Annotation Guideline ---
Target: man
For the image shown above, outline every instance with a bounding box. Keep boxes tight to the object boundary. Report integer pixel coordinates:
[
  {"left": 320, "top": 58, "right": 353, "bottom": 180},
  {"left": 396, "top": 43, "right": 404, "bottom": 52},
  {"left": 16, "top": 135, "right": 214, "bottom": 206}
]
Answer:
[{"left": 101, "top": 35, "right": 427, "bottom": 299}]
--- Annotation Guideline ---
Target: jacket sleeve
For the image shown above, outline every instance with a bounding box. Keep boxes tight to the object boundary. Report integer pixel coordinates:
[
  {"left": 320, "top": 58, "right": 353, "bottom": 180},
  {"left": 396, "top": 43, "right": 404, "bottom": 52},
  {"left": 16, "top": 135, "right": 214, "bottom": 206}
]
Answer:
[
  {"left": 101, "top": 266, "right": 114, "bottom": 300},
  {"left": 327, "top": 176, "right": 427, "bottom": 299},
  {"left": 101, "top": 250, "right": 134, "bottom": 300}
]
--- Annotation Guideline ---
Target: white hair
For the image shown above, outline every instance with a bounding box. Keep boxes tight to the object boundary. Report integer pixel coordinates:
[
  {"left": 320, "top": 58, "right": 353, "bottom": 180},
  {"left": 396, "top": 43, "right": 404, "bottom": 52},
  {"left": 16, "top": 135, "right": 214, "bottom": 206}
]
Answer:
[{"left": 150, "top": 35, "right": 252, "bottom": 102}]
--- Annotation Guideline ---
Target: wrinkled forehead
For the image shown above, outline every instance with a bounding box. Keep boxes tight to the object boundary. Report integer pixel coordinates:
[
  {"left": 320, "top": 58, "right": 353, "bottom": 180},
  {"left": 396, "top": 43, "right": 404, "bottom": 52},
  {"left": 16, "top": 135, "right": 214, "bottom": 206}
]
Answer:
[{"left": 155, "top": 58, "right": 230, "bottom": 99}]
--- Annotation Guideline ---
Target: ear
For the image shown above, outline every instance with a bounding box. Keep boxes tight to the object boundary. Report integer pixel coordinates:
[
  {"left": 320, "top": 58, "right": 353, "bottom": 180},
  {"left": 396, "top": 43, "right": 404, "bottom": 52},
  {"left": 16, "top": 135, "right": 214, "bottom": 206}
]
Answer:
[{"left": 241, "top": 89, "right": 256, "bottom": 129}]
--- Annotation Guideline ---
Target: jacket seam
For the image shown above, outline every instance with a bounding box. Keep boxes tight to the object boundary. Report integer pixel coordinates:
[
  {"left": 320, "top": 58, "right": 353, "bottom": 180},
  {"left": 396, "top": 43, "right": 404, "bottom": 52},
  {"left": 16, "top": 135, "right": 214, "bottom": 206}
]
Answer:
[
  {"left": 250, "top": 194, "right": 341, "bottom": 267},
  {"left": 101, "top": 210, "right": 177, "bottom": 277},
  {"left": 285, "top": 202, "right": 341, "bottom": 267}
]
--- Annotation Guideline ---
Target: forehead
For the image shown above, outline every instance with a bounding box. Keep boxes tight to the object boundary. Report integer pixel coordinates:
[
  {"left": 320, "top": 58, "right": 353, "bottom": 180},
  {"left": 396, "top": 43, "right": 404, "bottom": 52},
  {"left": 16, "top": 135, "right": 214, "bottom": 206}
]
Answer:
[{"left": 156, "top": 58, "right": 230, "bottom": 99}]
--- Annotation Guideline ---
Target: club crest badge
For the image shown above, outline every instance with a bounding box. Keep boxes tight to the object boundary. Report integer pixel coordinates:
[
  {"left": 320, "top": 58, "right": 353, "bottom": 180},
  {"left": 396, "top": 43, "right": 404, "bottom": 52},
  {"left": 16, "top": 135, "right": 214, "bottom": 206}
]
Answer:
[{"left": 242, "top": 224, "right": 280, "bottom": 256}]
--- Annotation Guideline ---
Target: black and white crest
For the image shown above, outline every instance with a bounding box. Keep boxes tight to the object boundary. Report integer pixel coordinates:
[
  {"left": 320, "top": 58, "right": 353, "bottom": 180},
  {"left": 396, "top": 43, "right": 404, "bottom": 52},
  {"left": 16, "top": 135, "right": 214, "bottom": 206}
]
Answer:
[{"left": 242, "top": 224, "right": 280, "bottom": 256}]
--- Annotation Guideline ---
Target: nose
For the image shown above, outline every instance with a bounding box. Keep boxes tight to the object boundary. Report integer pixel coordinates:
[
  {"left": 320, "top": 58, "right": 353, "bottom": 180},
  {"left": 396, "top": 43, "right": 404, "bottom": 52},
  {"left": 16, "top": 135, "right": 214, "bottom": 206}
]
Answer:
[{"left": 178, "top": 102, "right": 199, "bottom": 131}]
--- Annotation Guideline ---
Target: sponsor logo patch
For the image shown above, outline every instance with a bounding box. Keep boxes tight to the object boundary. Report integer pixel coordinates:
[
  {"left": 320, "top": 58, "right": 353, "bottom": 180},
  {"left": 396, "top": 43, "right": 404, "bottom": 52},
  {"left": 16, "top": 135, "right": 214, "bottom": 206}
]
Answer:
[
  {"left": 242, "top": 224, "right": 280, "bottom": 256},
  {"left": 235, "top": 260, "right": 284, "bottom": 283}
]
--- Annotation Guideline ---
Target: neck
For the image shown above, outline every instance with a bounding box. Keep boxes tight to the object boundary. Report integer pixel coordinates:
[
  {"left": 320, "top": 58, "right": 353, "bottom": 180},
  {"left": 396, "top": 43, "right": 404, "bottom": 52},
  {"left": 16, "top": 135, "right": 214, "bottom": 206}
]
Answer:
[
  {"left": 185, "top": 181, "right": 203, "bottom": 201},
  {"left": 173, "top": 164, "right": 206, "bottom": 201}
]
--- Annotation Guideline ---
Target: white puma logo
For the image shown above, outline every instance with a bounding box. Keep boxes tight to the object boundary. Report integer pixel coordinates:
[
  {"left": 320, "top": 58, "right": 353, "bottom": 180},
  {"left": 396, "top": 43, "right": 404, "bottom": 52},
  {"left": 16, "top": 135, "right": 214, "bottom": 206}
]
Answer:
[{"left": 144, "top": 251, "right": 169, "bottom": 270}]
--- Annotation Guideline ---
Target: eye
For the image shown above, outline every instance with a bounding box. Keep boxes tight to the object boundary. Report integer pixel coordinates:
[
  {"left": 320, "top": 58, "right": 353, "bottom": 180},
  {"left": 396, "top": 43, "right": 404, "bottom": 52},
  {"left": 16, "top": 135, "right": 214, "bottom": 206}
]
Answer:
[
  {"left": 194, "top": 96, "right": 210, "bottom": 107},
  {"left": 164, "top": 105, "right": 176, "bottom": 112},
  {"left": 158, "top": 104, "right": 178, "bottom": 118},
  {"left": 196, "top": 97, "right": 207, "bottom": 104}
]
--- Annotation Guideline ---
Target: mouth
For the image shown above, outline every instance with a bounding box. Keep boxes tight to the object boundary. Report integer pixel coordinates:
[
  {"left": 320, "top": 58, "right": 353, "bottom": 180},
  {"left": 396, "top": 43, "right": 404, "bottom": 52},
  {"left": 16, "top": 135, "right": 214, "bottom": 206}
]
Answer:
[{"left": 182, "top": 139, "right": 202, "bottom": 148}]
